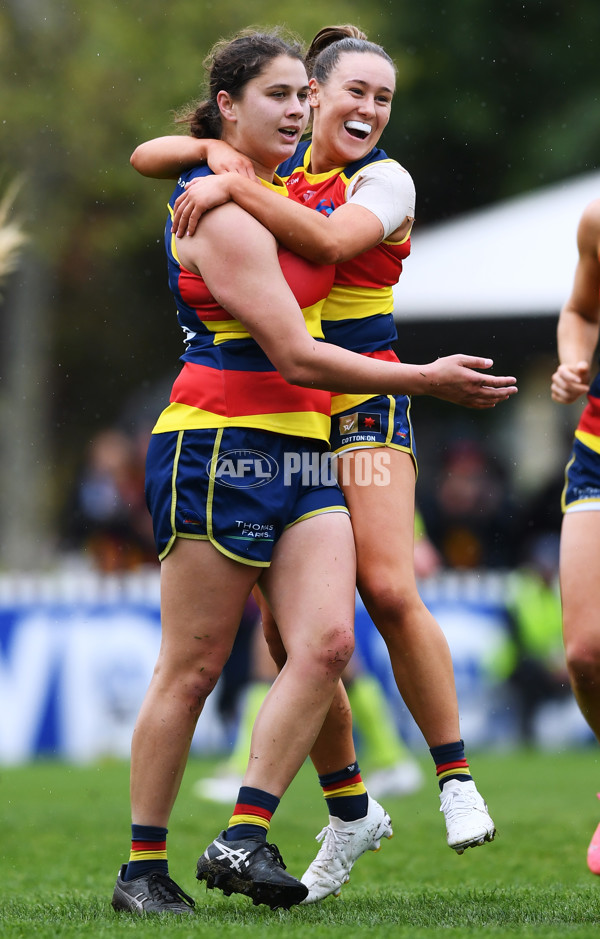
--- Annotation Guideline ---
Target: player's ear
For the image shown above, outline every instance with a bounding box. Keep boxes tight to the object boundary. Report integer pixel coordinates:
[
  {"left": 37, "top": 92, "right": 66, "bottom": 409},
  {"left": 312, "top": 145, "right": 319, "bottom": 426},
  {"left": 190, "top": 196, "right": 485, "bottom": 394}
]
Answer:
[
  {"left": 308, "top": 79, "right": 320, "bottom": 109},
  {"left": 217, "top": 90, "right": 236, "bottom": 124}
]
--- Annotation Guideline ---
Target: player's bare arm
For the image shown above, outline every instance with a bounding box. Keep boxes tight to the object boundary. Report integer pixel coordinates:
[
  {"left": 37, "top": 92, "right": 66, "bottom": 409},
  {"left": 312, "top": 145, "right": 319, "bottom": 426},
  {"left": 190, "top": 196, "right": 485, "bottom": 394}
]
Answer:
[
  {"left": 130, "top": 136, "right": 257, "bottom": 179},
  {"left": 170, "top": 211, "right": 517, "bottom": 407},
  {"left": 173, "top": 173, "right": 386, "bottom": 263},
  {"left": 552, "top": 199, "right": 600, "bottom": 404}
]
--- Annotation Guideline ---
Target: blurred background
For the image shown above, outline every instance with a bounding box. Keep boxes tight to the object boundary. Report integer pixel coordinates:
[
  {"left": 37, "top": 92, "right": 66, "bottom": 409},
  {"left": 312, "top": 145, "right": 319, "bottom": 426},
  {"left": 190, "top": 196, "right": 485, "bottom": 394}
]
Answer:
[{"left": 0, "top": 1, "right": 598, "bottom": 763}]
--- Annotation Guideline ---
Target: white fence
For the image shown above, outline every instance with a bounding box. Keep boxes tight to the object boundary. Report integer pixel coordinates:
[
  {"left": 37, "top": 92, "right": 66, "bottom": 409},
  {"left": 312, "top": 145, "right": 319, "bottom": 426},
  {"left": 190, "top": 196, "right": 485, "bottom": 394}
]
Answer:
[{"left": 0, "top": 569, "right": 589, "bottom": 763}]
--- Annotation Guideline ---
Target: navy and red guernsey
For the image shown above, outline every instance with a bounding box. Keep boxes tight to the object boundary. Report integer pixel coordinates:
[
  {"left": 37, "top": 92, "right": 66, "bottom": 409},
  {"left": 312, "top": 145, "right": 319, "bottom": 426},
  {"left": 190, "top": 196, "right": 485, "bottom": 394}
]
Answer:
[
  {"left": 153, "top": 166, "right": 335, "bottom": 443},
  {"left": 575, "top": 372, "right": 600, "bottom": 456},
  {"left": 278, "top": 141, "right": 411, "bottom": 415}
]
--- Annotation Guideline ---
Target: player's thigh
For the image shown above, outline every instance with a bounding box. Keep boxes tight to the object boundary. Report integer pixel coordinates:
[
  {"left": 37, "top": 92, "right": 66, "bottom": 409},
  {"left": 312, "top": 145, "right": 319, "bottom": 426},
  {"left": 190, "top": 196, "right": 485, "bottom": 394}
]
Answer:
[
  {"left": 260, "top": 510, "right": 356, "bottom": 656},
  {"left": 342, "top": 447, "right": 417, "bottom": 587},
  {"left": 560, "top": 510, "right": 600, "bottom": 650},
  {"left": 160, "top": 537, "right": 260, "bottom": 670}
]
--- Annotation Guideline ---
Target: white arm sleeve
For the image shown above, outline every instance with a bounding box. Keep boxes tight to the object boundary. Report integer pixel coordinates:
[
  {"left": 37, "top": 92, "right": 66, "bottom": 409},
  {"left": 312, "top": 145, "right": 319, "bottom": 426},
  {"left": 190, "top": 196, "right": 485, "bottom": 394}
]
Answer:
[{"left": 346, "top": 161, "right": 416, "bottom": 240}]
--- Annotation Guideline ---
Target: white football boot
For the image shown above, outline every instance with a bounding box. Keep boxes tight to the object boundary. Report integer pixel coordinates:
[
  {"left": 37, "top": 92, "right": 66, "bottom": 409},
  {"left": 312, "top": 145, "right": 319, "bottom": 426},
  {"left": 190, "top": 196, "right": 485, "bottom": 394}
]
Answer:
[
  {"left": 300, "top": 796, "right": 393, "bottom": 903},
  {"left": 439, "top": 779, "right": 496, "bottom": 853}
]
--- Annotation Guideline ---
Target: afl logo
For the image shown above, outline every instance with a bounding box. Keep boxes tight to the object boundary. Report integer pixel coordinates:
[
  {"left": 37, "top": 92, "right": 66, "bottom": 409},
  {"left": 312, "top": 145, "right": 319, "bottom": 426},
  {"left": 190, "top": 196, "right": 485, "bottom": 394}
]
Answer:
[{"left": 207, "top": 449, "right": 279, "bottom": 489}]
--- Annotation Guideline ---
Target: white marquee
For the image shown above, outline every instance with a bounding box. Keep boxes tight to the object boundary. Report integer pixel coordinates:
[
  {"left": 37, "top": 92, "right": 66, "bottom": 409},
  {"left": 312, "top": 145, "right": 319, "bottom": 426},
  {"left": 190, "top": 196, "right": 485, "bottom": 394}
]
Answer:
[{"left": 394, "top": 170, "right": 600, "bottom": 321}]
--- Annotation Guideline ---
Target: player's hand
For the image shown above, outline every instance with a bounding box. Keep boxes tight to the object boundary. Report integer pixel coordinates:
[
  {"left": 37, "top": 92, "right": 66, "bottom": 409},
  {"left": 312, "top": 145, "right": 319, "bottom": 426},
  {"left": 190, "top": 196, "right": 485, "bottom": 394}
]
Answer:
[
  {"left": 172, "top": 174, "right": 235, "bottom": 237},
  {"left": 204, "top": 139, "right": 257, "bottom": 180},
  {"left": 551, "top": 360, "right": 590, "bottom": 404},
  {"left": 423, "top": 355, "right": 518, "bottom": 409}
]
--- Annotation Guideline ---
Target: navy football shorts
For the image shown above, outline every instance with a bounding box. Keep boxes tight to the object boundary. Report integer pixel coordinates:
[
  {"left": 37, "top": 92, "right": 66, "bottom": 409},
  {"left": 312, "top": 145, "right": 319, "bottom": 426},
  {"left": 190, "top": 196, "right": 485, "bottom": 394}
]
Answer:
[
  {"left": 146, "top": 426, "right": 348, "bottom": 565},
  {"left": 563, "top": 435, "right": 600, "bottom": 513}
]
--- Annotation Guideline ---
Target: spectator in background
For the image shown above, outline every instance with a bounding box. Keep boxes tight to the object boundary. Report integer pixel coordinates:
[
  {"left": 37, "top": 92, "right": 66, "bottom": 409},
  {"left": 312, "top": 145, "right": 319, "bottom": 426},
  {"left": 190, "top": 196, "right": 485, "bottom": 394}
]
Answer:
[
  {"left": 64, "top": 427, "right": 156, "bottom": 571},
  {"left": 490, "top": 533, "right": 569, "bottom": 744},
  {"left": 421, "top": 440, "right": 517, "bottom": 569}
]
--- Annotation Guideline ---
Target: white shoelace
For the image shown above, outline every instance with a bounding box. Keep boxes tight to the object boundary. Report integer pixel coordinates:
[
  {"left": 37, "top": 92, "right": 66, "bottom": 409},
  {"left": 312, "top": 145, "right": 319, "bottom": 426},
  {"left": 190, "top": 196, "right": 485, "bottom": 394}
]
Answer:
[
  {"left": 440, "top": 786, "right": 479, "bottom": 819},
  {"left": 313, "top": 825, "right": 351, "bottom": 863}
]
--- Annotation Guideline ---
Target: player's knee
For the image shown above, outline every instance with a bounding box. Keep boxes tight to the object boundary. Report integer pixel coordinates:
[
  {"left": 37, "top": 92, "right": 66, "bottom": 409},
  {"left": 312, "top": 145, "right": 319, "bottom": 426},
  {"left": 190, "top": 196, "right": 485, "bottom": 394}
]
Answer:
[
  {"left": 184, "top": 663, "right": 224, "bottom": 713},
  {"left": 315, "top": 622, "right": 354, "bottom": 677},
  {"left": 359, "top": 572, "right": 419, "bottom": 627},
  {"left": 150, "top": 656, "right": 223, "bottom": 717},
  {"left": 565, "top": 638, "right": 600, "bottom": 691}
]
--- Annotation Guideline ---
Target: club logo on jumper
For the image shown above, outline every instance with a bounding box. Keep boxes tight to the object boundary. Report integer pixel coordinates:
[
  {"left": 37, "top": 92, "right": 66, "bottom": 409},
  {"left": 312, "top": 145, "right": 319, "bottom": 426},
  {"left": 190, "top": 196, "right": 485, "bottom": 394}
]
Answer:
[
  {"left": 207, "top": 449, "right": 279, "bottom": 489},
  {"left": 316, "top": 198, "right": 335, "bottom": 216},
  {"left": 339, "top": 412, "right": 382, "bottom": 436}
]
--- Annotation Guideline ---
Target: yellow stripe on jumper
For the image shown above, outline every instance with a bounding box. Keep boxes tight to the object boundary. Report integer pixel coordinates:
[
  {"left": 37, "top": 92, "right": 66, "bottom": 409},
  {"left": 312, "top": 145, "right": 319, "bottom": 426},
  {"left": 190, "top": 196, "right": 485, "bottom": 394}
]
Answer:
[{"left": 322, "top": 284, "right": 394, "bottom": 322}]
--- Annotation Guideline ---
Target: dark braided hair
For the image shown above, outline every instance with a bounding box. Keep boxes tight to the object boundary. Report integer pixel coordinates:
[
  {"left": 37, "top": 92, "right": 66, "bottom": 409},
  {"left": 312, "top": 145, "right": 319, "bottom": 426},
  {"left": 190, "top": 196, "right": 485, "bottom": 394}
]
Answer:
[{"left": 176, "top": 28, "right": 305, "bottom": 139}]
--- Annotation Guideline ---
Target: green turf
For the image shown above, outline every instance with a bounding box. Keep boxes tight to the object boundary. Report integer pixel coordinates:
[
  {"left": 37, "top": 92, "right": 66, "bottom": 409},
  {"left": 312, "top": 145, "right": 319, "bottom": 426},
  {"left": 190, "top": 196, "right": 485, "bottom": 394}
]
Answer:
[{"left": 2, "top": 748, "right": 600, "bottom": 937}]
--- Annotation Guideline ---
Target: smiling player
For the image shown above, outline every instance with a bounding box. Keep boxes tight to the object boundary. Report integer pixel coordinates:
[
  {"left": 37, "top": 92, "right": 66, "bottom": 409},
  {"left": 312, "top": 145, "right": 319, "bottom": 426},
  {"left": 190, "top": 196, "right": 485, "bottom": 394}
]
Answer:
[{"left": 130, "top": 25, "right": 515, "bottom": 904}]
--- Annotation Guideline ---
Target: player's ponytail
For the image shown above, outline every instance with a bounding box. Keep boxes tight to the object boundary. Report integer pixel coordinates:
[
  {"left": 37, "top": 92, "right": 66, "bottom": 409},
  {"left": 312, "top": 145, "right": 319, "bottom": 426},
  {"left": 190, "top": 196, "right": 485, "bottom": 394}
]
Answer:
[
  {"left": 305, "top": 25, "right": 367, "bottom": 76},
  {"left": 176, "top": 99, "right": 222, "bottom": 139},
  {"left": 306, "top": 24, "right": 394, "bottom": 84}
]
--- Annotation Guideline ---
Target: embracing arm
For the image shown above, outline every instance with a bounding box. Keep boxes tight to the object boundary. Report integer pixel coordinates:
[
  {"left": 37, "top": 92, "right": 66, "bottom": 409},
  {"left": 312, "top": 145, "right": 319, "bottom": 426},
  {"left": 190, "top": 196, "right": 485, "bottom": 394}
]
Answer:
[
  {"left": 132, "top": 135, "right": 404, "bottom": 262},
  {"left": 176, "top": 204, "right": 517, "bottom": 408},
  {"left": 173, "top": 173, "right": 390, "bottom": 264},
  {"left": 130, "top": 136, "right": 257, "bottom": 179},
  {"left": 552, "top": 200, "right": 600, "bottom": 404}
]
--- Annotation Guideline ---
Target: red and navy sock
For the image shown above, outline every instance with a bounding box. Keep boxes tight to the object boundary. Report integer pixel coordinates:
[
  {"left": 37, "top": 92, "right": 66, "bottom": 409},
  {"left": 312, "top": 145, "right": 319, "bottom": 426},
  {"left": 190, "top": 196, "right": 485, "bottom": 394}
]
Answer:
[
  {"left": 225, "top": 786, "right": 279, "bottom": 841},
  {"left": 430, "top": 740, "right": 473, "bottom": 790},
  {"left": 319, "top": 761, "right": 368, "bottom": 821},
  {"left": 125, "top": 824, "right": 168, "bottom": 881}
]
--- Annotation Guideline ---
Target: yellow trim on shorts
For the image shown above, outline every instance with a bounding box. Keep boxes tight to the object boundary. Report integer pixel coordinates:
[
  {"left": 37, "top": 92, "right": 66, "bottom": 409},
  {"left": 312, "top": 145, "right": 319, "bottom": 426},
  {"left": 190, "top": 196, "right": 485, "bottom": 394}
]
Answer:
[
  {"left": 333, "top": 441, "right": 418, "bottom": 483},
  {"left": 564, "top": 499, "right": 600, "bottom": 513},
  {"left": 158, "top": 430, "right": 185, "bottom": 561},
  {"left": 561, "top": 449, "right": 600, "bottom": 513},
  {"left": 561, "top": 454, "right": 575, "bottom": 513},
  {"left": 284, "top": 504, "right": 350, "bottom": 532},
  {"left": 158, "top": 429, "right": 269, "bottom": 566},
  {"left": 205, "top": 429, "right": 270, "bottom": 568}
]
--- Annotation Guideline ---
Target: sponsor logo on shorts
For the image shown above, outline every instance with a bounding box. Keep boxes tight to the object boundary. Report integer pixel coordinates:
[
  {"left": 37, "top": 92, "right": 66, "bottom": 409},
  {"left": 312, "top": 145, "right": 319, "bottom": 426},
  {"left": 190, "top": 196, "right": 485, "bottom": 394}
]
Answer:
[
  {"left": 207, "top": 449, "right": 279, "bottom": 489},
  {"left": 339, "top": 412, "right": 382, "bottom": 436},
  {"left": 233, "top": 520, "right": 275, "bottom": 541}
]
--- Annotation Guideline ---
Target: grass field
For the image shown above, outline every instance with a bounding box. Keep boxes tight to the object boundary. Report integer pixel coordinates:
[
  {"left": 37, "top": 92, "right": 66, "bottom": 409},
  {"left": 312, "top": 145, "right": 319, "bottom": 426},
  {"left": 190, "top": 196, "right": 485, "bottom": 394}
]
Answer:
[{"left": 2, "top": 748, "right": 600, "bottom": 937}]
